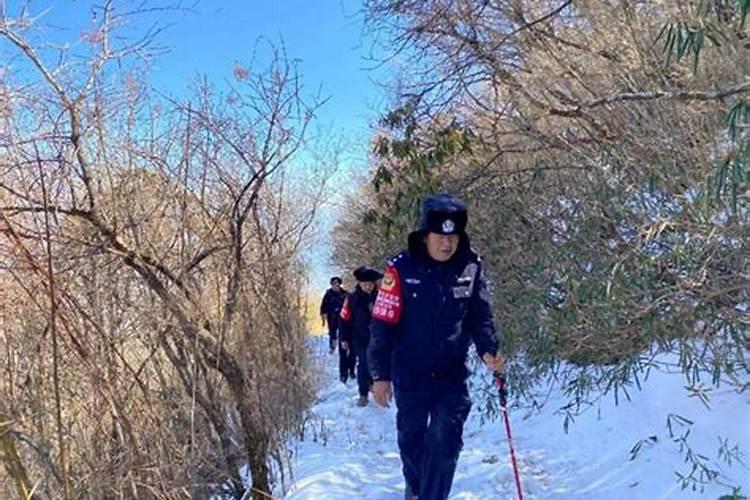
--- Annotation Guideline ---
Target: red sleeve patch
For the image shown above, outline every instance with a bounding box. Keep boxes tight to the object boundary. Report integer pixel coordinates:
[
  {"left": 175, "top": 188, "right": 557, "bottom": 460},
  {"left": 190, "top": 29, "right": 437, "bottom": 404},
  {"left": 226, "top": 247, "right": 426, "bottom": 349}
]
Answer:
[
  {"left": 339, "top": 296, "right": 352, "bottom": 321},
  {"left": 372, "top": 265, "right": 403, "bottom": 324}
]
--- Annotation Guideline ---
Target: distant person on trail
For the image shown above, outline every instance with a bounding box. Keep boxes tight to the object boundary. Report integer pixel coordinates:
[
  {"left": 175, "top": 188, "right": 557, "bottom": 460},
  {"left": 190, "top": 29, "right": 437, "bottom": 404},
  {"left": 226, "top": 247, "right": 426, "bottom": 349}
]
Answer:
[
  {"left": 368, "top": 193, "right": 504, "bottom": 500},
  {"left": 320, "top": 276, "right": 347, "bottom": 352},
  {"left": 339, "top": 266, "right": 383, "bottom": 407},
  {"left": 321, "top": 276, "right": 355, "bottom": 382}
]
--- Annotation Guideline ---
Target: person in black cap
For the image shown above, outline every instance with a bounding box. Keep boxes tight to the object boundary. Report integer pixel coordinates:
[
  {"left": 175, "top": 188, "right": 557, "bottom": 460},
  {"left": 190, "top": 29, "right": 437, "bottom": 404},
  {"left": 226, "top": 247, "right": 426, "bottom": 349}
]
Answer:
[
  {"left": 320, "top": 276, "right": 347, "bottom": 355},
  {"left": 339, "top": 266, "right": 383, "bottom": 406},
  {"left": 368, "top": 193, "right": 503, "bottom": 500},
  {"left": 322, "top": 276, "right": 356, "bottom": 382}
]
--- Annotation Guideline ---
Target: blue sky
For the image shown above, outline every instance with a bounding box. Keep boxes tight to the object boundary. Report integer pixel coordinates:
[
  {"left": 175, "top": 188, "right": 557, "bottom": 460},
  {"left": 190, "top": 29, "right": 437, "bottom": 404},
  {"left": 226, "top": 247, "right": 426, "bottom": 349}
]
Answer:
[
  {"left": 2, "top": 0, "right": 388, "bottom": 292},
  {"left": 3, "top": 0, "right": 384, "bottom": 138},
  {"left": 150, "top": 1, "right": 385, "bottom": 137}
]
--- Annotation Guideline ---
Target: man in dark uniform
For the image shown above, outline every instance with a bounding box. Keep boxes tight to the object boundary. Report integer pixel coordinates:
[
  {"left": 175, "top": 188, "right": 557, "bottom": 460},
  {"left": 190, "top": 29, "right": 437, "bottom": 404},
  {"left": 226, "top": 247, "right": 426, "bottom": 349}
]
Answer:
[
  {"left": 320, "top": 277, "right": 354, "bottom": 381},
  {"left": 339, "top": 266, "right": 383, "bottom": 406},
  {"left": 369, "top": 193, "right": 504, "bottom": 500}
]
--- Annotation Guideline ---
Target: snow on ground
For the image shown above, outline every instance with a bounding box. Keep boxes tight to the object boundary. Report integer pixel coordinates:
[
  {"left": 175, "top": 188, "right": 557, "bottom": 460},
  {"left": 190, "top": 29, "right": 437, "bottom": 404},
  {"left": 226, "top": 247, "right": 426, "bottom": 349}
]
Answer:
[{"left": 280, "top": 338, "right": 749, "bottom": 499}]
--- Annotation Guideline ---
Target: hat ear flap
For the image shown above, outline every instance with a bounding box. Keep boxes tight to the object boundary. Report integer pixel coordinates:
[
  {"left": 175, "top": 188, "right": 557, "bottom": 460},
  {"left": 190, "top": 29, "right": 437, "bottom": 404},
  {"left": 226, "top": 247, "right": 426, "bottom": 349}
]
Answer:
[{"left": 455, "top": 211, "right": 468, "bottom": 232}]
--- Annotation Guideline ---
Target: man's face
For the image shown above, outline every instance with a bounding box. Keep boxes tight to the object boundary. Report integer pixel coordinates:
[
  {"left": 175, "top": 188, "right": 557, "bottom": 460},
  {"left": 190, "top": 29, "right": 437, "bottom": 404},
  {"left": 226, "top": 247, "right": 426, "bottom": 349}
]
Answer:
[
  {"left": 424, "top": 232, "right": 460, "bottom": 262},
  {"left": 331, "top": 282, "right": 341, "bottom": 292},
  {"left": 359, "top": 281, "right": 376, "bottom": 294}
]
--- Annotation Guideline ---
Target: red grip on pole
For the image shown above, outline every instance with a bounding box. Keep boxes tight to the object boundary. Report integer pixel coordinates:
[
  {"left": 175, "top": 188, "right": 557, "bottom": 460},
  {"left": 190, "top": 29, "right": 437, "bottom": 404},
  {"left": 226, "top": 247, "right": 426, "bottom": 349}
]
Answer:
[
  {"left": 494, "top": 372, "right": 523, "bottom": 500},
  {"left": 494, "top": 372, "right": 508, "bottom": 407}
]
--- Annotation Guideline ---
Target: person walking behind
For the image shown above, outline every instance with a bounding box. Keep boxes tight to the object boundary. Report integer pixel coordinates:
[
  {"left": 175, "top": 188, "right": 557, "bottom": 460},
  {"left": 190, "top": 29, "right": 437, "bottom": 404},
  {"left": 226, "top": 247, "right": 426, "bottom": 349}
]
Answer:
[
  {"left": 321, "top": 276, "right": 355, "bottom": 382},
  {"left": 368, "top": 193, "right": 504, "bottom": 500},
  {"left": 340, "top": 266, "right": 383, "bottom": 407}
]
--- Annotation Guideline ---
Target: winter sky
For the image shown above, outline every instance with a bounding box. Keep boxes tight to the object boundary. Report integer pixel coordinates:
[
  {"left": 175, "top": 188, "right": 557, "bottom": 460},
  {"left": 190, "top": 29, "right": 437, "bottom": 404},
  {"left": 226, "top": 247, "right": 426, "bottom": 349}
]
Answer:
[{"left": 1, "top": 0, "right": 387, "bottom": 292}]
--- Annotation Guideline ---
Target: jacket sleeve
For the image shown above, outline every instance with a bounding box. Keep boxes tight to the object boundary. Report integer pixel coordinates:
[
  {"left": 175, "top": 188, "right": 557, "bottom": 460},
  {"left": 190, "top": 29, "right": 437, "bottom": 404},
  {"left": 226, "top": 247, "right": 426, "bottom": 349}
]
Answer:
[
  {"left": 338, "top": 296, "right": 353, "bottom": 344},
  {"left": 463, "top": 263, "right": 500, "bottom": 358},
  {"left": 368, "top": 264, "right": 403, "bottom": 382},
  {"left": 319, "top": 290, "right": 330, "bottom": 316}
]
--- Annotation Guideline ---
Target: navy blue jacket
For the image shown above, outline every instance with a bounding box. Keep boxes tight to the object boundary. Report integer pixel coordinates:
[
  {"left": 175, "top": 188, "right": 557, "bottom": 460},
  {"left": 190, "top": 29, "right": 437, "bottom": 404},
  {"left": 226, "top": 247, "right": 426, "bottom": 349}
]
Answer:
[
  {"left": 320, "top": 288, "right": 347, "bottom": 322},
  {"left": 368, "top": 237, "right": 499, "bottom": 389},
  {"left": 339, "top": 286, "right": 377, "bottom": 347}
]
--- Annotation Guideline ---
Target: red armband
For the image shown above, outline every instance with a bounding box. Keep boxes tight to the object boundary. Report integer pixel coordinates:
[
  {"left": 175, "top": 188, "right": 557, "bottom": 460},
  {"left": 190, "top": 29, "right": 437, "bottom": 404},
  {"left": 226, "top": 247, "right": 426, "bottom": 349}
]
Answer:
[
  {"left": 372, "top": 265, "right": 402, "bottom": 324},
  {"left": 340, "top": 297, "right": 351, "bottom": 321}
]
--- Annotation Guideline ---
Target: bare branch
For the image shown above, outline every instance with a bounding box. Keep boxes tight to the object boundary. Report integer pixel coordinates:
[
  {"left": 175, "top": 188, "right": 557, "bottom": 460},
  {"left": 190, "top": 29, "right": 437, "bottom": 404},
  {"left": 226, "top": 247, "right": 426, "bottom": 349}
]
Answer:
[{"left": 552, "top": 82, "right": 750, "bottom": 117}]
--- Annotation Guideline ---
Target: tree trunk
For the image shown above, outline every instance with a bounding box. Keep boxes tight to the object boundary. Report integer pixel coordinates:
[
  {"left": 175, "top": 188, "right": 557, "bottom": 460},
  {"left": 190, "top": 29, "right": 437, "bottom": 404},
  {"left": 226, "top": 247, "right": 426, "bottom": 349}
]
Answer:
[{"left": 233, "top": 387, "right": 271, "bottom": 499}]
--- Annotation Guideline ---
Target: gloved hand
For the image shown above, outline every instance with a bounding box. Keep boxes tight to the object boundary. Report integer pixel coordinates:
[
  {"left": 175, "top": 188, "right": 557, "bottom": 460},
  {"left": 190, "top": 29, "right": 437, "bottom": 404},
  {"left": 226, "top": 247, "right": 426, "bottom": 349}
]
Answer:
[
  {"left": 483, "top": 352, "right": 505, "bottom": 373},
  {"left": 494, "top": 372, "right": 509, "bottom": 408}
]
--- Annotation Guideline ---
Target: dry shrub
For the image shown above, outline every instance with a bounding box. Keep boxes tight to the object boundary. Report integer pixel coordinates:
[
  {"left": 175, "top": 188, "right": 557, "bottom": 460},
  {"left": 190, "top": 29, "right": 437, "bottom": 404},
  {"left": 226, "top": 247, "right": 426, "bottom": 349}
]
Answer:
[{"left": 1, "top": 4, "right": 331, "bottom": 499}]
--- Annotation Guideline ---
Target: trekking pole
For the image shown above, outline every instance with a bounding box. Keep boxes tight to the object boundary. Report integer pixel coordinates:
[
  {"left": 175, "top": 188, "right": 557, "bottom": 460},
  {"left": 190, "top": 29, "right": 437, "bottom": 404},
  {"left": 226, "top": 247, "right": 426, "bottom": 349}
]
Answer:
[{"left": 495, "top": 372, "right": 524, "bottom": 500}]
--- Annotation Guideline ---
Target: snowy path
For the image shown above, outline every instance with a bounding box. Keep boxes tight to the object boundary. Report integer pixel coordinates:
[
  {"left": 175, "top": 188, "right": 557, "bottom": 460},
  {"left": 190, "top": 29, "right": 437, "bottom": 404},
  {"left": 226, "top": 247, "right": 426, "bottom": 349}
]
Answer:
[{"left": 280, "top": 339, "right": 750, "bottom": 499}]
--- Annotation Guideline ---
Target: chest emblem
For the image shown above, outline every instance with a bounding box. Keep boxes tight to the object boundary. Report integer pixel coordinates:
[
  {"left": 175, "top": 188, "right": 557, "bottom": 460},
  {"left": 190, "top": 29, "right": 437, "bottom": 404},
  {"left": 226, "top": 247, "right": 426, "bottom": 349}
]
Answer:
[
  {"left": 373, "top": 265, "right": 403, "bottom": 324},
  {"left": 452, "top": 263, "right": 478, "bottom": 299}
]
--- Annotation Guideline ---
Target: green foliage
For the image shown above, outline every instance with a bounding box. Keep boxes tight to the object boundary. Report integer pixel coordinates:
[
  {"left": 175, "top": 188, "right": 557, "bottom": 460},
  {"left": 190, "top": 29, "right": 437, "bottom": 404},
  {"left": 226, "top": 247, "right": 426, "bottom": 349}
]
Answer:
[
  {"left": 361, "top": 0, "right": 749, "bottom": 400},
  {"left": 738, "top": 0, "right": 750, "bottom": 27},
  {"left": 713, "top": 98, "right": 749, "bottom": 214},
  {"left": 366, "top": 103, "right": 477, "bottom": 240},
  {"left": 372, "top": 121, "right": 474, "bottom": 194},
  {"left": 718, "top": 488, "right": 748, "bottom": 500},
  {"left": 656, "top": 0, "right": 747, "bottom": 72},
  {"left": 725, "top": 99, "right": 749, "bottom": 145},
  {"left": 657, "top": 21, "right": 724, "bottom": 72},
  {"left": 352, "top": 0, "right": 750, "bottom": 494},
  {"left": 710, "top": 144, "right": 747, "bottom": 215}
]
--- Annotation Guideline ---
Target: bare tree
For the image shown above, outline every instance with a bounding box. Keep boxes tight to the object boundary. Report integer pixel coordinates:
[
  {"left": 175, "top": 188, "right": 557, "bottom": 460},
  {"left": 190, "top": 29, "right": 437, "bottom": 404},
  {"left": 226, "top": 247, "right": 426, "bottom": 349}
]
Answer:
[{"left": 1, "top": 3, "right": 332, "bottom": 498}]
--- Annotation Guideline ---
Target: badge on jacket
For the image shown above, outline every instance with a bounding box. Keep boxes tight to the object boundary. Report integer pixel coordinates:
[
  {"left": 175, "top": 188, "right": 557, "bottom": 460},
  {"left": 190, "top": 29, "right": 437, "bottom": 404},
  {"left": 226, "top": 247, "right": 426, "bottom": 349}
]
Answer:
[
  {"left": 372, "top": 265, "right": 402, "bottom": 324},
  {"left": 452, "top": 263, "right": 478, "bottom": 299},
  {"left": 381, "top": 269, "right": 396, "bottom": 292}
]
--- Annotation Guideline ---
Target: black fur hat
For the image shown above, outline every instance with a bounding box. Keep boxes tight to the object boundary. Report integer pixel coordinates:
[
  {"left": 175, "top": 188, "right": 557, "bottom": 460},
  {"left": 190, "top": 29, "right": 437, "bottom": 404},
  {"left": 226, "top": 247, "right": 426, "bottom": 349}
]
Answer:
[
  {"left": 407, "top": 193, "right": 471, "bottom": 257},
  {"left": 414, "top": 193, "right": 467, "bottom": 236},
  {"left": 353, "top": 266, "right": 383, "bottom": 282}
]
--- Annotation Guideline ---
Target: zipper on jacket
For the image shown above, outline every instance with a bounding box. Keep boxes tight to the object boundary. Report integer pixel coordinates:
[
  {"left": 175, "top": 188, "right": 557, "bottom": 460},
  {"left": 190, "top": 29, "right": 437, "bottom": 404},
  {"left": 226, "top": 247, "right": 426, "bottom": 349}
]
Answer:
[{"left": 430, "top": 268, "right": 448, "bottom": 379}]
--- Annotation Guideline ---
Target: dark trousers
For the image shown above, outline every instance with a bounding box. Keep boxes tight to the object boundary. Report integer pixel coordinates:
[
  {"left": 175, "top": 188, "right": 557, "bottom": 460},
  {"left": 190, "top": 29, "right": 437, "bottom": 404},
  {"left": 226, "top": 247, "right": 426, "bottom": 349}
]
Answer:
[
  {"left": 326, "top": 315, "right": 339, "bottom": 351},
  {"left": 354, "top": 340, "right": 372, "bottom": 397},
  {"left": 339, "top": 340, "right": 355, "bottom": 381},
  {"left": 394, "top": 382, "right": 471, "bottom": 500}
]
